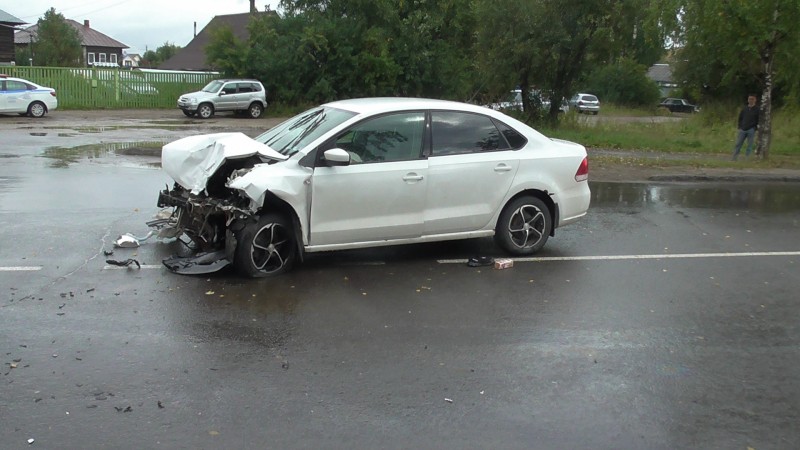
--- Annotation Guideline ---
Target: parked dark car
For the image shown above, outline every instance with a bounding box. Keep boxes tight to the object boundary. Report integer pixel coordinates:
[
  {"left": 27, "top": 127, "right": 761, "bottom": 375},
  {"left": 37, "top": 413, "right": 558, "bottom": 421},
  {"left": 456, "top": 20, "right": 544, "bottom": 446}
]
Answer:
[{"left": 658, "top": 98, "right": 699, "bottom": 113}]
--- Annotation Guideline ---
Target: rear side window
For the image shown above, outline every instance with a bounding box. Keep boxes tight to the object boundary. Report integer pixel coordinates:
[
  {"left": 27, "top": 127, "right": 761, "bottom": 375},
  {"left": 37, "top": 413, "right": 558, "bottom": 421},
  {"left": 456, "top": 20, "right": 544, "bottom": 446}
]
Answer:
[
  {"left": 494, "top": 120, "right": 527, "bottom": 149},
  {"left": 237, "top": 83, "right": 254, "bottom": 93},
  {"left": 431, "top": 111, "right": 509, "bottom": 156}
]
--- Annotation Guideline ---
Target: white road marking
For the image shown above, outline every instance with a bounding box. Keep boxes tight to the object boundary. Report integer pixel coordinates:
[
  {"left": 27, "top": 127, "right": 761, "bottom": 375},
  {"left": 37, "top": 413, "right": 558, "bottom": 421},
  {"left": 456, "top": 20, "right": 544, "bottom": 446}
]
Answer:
[
  {"left": 438, "top": 251, "right": 800, "bottom": 264},
  {"left": 0, "top": 266, "right": 43, "bottom": 271}
]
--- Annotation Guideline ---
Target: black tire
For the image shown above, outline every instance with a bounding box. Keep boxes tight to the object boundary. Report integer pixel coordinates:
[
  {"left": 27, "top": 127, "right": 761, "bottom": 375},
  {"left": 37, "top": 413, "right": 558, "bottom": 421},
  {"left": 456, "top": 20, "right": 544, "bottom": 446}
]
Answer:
[
  {"left": 248, "top": 102, "right": 263, "bottom": 119},
  {"left": 197, "top": 103, "right": 214, "bottom": 119},
  {"left": 28, "top": 101, "right": 46, "bottom": 118},
  {"left": 494, "top": 196, "right": 552, "bottom": 255},
  {"left": 182, "top": 110, "right": 195, "bottom": 117},
  {"left": 235, "top": 213, "right": 296, "bottom": 277}
]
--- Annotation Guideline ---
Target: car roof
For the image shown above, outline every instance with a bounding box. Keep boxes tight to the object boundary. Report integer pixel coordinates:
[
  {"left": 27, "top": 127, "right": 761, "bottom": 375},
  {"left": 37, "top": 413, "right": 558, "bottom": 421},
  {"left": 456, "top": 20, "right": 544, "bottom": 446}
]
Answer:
[
  {"left": 214, "top": 79, "right": 262, "bottom": 83},
  {"left": 323, "top": 97, "right": 492, "bottom": 115},
  {"left": 0, "top": 75, "right": 39, "bottom": 85}
]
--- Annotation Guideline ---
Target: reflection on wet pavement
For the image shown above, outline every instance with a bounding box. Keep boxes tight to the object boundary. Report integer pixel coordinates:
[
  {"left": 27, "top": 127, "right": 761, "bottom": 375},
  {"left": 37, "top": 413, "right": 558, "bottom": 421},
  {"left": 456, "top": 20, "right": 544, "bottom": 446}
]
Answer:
[
  {"left": 591, "top": 181, "right": 800, "bottom": 213},
  {"left": 40, "top": 141, "right": 166, "bottom": 167}
]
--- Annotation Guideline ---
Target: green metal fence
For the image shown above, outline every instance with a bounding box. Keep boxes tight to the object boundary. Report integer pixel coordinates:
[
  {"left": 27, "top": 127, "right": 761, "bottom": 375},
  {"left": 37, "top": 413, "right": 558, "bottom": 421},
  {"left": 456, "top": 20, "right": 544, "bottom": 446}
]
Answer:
[{"left": 2, "top": 66, "right": 218, "bottom": 109}]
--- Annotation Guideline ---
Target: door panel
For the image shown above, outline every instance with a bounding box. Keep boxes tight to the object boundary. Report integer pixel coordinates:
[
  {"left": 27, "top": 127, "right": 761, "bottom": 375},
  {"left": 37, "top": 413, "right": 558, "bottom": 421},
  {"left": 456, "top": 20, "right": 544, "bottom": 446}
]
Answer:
[
  {"left": 426, "top": 153, "right": 518, "bottom": 234},
  {"left": 310, "top": 160, "right": 427, "bottom": 245}
]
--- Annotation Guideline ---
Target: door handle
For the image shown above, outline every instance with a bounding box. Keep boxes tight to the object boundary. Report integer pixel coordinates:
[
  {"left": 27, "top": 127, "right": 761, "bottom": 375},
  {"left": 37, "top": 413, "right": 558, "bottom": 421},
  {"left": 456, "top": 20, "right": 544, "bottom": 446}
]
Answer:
[
  {"left": 402, "top": 173, "right": 424, "bottom": 182},
  {"left": 494, "top": 164, "right": 513, "bottom": 172}
]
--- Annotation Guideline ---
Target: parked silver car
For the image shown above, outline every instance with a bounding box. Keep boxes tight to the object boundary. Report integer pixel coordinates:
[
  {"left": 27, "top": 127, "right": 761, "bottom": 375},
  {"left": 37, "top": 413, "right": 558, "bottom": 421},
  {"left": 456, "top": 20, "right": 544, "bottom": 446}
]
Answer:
[
  {"left": 177, "top": 79, "right": 267, "bottom": 119},
  {"left": 569, "top": 93, "right": 600, "bottom": 115}
]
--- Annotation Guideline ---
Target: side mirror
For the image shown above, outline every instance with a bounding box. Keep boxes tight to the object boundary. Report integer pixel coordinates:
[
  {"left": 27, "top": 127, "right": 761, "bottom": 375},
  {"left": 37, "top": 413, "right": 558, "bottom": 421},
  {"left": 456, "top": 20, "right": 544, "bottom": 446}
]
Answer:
[{"left": 323, "top": 148, "right": 351, "bottom": 167}]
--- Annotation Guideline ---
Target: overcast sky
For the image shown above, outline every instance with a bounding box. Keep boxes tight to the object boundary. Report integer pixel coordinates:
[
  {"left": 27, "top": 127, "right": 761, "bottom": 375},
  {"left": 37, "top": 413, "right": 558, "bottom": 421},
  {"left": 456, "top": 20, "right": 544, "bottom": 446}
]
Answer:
[{"left": 7, "top": 0, "right": 278, "bottom": 54}]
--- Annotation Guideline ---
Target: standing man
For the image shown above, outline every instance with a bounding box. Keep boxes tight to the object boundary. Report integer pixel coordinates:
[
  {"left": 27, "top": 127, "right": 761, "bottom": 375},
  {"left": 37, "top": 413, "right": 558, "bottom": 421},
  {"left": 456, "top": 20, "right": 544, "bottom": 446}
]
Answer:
[{"left": 732, "top": 94, "right": 760, "bottom": 160}]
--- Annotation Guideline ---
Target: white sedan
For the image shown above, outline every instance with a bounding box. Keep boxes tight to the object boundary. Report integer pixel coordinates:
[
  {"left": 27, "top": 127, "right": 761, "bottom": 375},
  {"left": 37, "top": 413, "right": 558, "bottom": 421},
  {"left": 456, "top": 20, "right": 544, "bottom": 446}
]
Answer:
[
  {"left": 156, "top": 98, "right": 591, "bottom": 277},
  {"left": 0, "top": 74, "right": 58, "bottom": 117}
]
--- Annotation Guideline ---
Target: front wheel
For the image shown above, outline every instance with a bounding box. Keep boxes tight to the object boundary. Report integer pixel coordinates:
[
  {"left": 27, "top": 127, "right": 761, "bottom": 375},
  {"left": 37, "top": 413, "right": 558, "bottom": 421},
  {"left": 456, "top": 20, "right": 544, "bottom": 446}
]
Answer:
[
  {"left": 28, "top": 101, "right": 46, "bottom": 118},
  {"left": 197, "top": 103, "right": 214, "bottom": 119},
  {"left": 182, "top": 110, "right": 195, "bottom": 117},
  {"left": 494, "top": 196, "right": 552, "bottom": 255},
  {"left": 235, "top": 213, "right": 296, "bottom": 277}
]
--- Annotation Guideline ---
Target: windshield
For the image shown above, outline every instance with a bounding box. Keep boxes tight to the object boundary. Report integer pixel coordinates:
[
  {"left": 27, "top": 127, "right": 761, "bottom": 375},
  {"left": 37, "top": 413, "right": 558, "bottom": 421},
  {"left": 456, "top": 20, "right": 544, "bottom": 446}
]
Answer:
[
  {"left": 254, "top": 106, "right": 357, "bottom": 156},
  {"left": 201, "top": 80, "right": 224, "bottom": 93}
]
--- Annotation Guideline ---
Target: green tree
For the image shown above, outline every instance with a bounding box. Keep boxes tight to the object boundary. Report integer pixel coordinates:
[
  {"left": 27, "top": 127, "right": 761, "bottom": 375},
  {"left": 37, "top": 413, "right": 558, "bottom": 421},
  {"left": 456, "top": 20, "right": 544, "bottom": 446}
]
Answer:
[
  {"left": 584, "top": 58, "right": 662, "bottom": 106},
  {"left": 141, "top": 42, "right": 182, "bottom": 68},
  {"left": 31, "top": 8, "right": 82, "bottom": 67},
  {"left": 205, "top": 25, "right": 249, "bottom": 76},
  {"left": 675, "top": 0, "right": 800, "bottom": 159},
  {"left": 475, "top": 0, "right": 618, "bottom": 124}
]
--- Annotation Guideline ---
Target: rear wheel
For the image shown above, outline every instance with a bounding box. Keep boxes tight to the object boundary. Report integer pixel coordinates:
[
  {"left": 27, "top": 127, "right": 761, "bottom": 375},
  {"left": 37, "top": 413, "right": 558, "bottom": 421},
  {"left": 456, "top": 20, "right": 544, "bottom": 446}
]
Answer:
[
  {"left": 28, "top": 101, "right": 46, "bottom": 118},
  {"left": 197, "top": 103, "right": 214, "bottom": 119},
  {"left": 247, "top": 102, "right": 263, "bottom": 119},
  {"left": 235, "top": 213, "right": 296, "bottom": 277},
  {"left": 494, "top": 196, "right": 552, "bottom": 255}
]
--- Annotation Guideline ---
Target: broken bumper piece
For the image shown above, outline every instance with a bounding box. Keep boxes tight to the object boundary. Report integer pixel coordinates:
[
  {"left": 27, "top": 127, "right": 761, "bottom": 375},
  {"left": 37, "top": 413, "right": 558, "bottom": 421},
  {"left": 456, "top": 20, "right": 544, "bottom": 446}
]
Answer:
[{"left": 163, "top": 251, "right": 230, "bottom": 275}]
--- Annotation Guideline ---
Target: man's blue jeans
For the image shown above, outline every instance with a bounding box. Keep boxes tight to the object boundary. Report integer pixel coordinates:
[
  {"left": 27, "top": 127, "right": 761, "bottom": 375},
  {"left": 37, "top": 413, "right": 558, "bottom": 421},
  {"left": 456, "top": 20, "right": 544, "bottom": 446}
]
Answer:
[{"left": 732, "top": 128, "right": 756, "bottom": 160}]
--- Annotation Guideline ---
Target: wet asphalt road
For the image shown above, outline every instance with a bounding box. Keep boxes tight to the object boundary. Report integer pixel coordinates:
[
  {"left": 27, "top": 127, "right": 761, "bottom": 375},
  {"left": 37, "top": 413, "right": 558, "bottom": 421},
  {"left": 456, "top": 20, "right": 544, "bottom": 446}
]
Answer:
[{"left": 1, "top": 112, "right": 800, "bottom": 449}]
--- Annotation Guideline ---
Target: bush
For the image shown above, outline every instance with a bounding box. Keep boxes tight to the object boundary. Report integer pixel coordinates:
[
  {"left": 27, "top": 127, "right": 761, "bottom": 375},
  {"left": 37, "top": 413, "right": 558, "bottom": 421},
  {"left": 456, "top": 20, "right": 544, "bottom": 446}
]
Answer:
[{"left": 584, "top": 59, "right": 662, "bottom": 107}]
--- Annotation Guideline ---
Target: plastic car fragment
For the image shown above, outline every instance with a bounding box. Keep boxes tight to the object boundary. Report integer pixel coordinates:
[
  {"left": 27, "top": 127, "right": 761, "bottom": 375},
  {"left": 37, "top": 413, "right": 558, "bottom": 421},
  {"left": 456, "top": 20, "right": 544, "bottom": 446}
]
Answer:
[
  {"left": 162, "top": 251, "right": 230, "bottom": 275},
  {"left": 113, "top": 231, "right": 154, "bottom": 248}
]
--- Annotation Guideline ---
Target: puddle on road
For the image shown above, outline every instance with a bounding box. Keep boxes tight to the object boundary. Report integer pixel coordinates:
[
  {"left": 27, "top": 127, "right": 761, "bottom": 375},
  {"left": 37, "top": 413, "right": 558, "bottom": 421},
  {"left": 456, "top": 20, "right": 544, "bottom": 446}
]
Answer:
[
  {"left": 40, "top": 141, "right": 166, "bottom": 168},
  {"left": 591, "top": 181, "right": 800, "bottom": 213},
  {"left": 29, "top": 132, "right": 47, "bottom": 136}
]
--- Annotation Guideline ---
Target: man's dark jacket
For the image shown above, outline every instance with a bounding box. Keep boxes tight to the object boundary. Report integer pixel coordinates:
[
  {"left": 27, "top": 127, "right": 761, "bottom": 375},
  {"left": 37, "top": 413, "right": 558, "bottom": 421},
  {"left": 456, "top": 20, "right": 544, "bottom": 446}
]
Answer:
[{"left": 738, "top": 105, "right": 759, "bottom": 131}]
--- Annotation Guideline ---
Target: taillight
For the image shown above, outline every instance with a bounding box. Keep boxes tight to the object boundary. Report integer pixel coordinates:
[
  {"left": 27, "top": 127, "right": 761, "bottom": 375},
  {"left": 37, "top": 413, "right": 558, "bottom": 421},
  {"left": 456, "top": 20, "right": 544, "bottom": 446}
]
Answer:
[
  {"left": 50, "top": 91, "right": 57, "bottom": 97},
  {"left": 575, "top": 157, "right": 589, "bottom": 182},
  {"left": 578, "top": 101, "right": 583, "bottom": 105}
]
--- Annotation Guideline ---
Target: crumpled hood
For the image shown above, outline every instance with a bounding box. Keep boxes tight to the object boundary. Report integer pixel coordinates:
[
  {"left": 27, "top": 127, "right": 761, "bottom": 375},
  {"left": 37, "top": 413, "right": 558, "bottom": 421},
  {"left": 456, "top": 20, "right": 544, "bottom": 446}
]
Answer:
[{"left": 161, "top": 132, "right": 287, "bottom": 194}]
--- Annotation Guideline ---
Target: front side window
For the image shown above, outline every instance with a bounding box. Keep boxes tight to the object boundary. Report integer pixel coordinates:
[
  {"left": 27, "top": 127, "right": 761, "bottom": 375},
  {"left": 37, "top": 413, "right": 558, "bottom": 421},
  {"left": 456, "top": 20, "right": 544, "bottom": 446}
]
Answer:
[
  {"left": 237, "top": 83, "right": 254, "bottom": 93},
  {"left": 334, "top": 112, "right": 425, "bottom": 164},
  {"left": 221, "top": 83, "right": 237, "bottom": 94},
  {"left": 431, "top": 111, "right": 509, "bottom": 156}
]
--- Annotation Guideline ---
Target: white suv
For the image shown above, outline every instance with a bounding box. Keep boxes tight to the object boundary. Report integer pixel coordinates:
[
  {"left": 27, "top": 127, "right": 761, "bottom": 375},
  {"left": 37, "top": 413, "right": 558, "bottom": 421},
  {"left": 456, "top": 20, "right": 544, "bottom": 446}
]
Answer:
[
  {"left": 0, "top": 74, "right": 58, "bottom": 118},
  {"left": 177, "top": 79, "right": 267, "bottom": 119}
]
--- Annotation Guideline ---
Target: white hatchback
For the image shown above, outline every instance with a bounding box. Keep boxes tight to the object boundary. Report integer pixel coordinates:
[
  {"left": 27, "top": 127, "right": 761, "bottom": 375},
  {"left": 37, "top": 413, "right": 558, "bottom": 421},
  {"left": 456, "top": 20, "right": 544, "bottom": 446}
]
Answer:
[
  {"left": 0, "top": 74, "right": 58, "bottom": 117},
  {"left": 156, "top": 98, "right": 591, "bottom": 277}
]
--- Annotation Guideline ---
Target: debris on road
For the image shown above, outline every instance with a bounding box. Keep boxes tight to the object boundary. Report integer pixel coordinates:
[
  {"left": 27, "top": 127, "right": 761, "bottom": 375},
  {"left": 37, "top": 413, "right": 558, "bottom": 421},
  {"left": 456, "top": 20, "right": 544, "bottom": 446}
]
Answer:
[
  {"left": 467, "top": 256, "right": 494, "bottom": 267},
  {"left": 114, "top": 230, "right": 157, "bottom": 248},
  {"left": 444, "top": 398, "right": 453, "bottom": 403},
  {"left": 105, "top": 259, "right": 141, "bottom": 269},
  {"left": 163, "top": 251, "right": 230, "bottom": 275},
  {"left": 494, "top": 258, "right": 514, "bottom": 269}
]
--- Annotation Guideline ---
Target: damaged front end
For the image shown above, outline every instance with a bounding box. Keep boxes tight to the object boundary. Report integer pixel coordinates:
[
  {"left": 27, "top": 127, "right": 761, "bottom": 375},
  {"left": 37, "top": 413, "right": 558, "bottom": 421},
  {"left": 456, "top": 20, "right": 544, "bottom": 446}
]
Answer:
[{"left": 154, "top": 133, "right": 286, "bottom": 274}]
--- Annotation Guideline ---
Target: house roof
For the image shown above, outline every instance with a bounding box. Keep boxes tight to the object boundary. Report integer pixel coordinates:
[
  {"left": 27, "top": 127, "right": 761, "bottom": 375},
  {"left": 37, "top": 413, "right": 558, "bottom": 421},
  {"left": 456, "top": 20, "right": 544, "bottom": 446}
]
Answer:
[
  {"left": 15, "top": 18, "right": 128, "bottom": 49},
  {"left": 0, "top": 9, "right": 25, "bottom": 25},
  {"left": 647, "top": 64, "right": 673, "bottom": 83},
  {"left": 159, "top": 11, "right": 274, "bottom": 71}
]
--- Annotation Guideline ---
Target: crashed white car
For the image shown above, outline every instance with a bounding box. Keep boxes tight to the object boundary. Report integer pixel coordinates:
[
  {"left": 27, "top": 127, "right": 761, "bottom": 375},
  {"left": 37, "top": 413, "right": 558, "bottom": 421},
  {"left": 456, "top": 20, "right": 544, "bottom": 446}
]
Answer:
[{"left": 156, "top": 98, "right": 590, "bottom": 277}]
